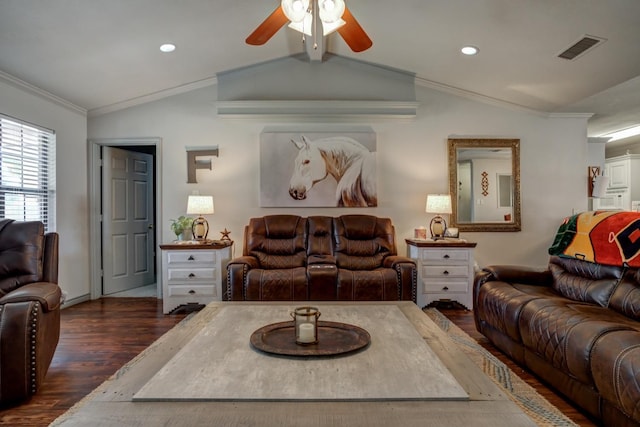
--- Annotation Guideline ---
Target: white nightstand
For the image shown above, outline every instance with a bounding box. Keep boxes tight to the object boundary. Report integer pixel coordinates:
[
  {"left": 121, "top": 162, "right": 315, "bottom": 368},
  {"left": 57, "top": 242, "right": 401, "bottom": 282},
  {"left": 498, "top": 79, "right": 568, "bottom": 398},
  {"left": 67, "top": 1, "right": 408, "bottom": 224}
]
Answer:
[
  {"left": 406, "top": 239, "right": 477, "bottom": 310},
  {"left": 159, "top": 241, "right": 233, "bottom": 314}
]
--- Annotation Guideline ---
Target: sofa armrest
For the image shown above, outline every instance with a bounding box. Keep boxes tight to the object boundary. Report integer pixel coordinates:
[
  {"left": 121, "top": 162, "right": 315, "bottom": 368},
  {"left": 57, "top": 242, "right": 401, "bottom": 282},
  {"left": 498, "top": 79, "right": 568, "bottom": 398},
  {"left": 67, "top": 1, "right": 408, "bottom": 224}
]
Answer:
[
  {"left": 384, "top": 256, "right": 417, "bottom": 302},
  {"left": 0, "top": 282, "right": 62, "bottom": 312},
  {"left": 480, "top": 265, "right": 553, "bottom": 286},
  {"left": 226, "top": 256, "right": 260, "bottom": 301},
  {"left": 383, "top": 255, "right": 415, "bottom": 269},
  {"left": 308, "top": 254, "right": 336, "bottom": 265}
]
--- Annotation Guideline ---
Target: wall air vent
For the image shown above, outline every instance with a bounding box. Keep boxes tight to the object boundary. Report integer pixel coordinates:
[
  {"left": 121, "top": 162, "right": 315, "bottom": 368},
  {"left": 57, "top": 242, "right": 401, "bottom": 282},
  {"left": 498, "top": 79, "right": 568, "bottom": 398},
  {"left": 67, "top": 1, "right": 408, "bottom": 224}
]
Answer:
[{"left": 558, "top": 35, "right": 606, "bottom": 60}]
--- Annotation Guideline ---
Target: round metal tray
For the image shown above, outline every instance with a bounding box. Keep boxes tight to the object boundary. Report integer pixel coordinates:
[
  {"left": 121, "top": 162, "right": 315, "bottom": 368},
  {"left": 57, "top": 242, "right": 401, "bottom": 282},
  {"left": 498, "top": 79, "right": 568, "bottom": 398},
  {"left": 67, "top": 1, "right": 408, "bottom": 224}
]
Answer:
[{"left": 250, "top": 321, "right": 371, "bottom": 357}]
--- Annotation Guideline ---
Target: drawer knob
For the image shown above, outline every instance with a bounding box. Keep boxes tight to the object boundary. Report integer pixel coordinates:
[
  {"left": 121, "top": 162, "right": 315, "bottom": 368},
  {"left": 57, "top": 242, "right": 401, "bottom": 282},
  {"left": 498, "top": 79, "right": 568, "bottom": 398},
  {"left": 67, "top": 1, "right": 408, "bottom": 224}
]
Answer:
[
  {"left": 443, "top": 270, "right": 449, "bottom": 275},
  {"left": 442, "top": 286, "right": 449, "bottom": 291},
  {"left": 188, "top": 289, "right": 196, "bottom": 294},
  {"left": 443, "top": 254, "right": 450, "bottom": 259},
  {"left": 188, "top": 273, "right": 196, "bottom": 278},
  {"left": 188, "top": 255, "right": 195, "bottom": 261}
]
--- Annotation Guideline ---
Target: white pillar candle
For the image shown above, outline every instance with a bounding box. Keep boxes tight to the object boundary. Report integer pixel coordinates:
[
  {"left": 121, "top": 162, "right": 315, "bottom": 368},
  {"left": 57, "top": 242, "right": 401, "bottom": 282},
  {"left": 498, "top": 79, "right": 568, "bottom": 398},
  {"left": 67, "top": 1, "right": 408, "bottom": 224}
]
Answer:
[{"left": 298, "top": 323, "right": 315, "bottom": 343}]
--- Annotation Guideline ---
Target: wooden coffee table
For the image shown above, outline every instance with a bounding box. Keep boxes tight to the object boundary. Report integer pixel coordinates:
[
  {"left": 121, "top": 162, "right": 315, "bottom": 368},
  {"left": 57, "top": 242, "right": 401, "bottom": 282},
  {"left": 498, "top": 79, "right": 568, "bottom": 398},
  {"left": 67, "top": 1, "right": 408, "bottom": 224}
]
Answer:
[{"left": 52, "top": 302, "right": 536, "bottom": 426}]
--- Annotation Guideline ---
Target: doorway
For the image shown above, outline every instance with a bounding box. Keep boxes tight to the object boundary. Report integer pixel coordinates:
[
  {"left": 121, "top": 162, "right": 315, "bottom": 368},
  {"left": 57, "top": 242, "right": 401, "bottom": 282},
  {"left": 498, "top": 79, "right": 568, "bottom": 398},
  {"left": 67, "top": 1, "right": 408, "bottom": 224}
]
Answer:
[{"left": 88, "top": 138, "right": 163, "bottom": 300}]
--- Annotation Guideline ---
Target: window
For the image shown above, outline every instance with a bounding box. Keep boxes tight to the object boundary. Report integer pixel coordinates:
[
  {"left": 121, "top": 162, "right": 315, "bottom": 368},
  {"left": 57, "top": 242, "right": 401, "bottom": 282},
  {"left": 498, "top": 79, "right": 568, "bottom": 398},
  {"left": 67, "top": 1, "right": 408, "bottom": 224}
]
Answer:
[{"left": 0, "top": 114, "right": 56, "bottom": 231}]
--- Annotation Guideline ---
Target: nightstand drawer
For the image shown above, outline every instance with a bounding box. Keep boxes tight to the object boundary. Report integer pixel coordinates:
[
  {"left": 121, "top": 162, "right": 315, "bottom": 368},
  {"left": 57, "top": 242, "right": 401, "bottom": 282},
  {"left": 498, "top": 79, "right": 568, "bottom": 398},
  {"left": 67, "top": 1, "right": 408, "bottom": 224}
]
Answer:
[
  {"left": 422, "top": 265, "right": 469, "bottom": 278},
  {"left": 167, "top": 267, "right": 216, "bottom": 282},
  {"left": 167, "top": 284, "right": 215, "bottom": 297},
  {"left": 167, "top": 251, "right": 217, "bottom": 265},
  {"left": 420, "top": 249, "right": 469, "bottom": 263},
  {"left": 422, "top": 280, "right": 468, "bottom": 293}
]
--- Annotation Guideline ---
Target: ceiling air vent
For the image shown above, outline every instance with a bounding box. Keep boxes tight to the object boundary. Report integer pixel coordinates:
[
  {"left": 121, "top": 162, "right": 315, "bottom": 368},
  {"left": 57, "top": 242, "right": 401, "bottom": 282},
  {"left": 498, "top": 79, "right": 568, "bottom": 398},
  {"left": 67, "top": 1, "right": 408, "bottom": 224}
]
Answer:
[{"left": 558, "top": 35, "right": 605, "bottom": 60}]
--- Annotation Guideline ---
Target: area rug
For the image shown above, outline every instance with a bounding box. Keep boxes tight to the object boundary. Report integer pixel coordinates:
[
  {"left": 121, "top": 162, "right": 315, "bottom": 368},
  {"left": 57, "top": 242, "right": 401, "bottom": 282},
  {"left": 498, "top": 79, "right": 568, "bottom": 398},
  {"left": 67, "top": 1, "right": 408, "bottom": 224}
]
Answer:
[
  {"left": 424, "top": 308, "right": 578, "bottom": 427},
  {"left": 53, "top": 307, "right": 578, "bottom": 426}
]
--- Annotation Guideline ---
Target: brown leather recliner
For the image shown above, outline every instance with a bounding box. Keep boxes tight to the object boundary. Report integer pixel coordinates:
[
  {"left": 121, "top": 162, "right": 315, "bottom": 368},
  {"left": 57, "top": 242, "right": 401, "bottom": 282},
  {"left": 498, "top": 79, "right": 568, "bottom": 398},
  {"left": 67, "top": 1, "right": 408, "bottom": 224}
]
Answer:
[
  {"left": 0, "top": 219, "right": 61, "bottom": 405},
  {"left": 227, "top": 214, "right": 416, "bottom": 302}
]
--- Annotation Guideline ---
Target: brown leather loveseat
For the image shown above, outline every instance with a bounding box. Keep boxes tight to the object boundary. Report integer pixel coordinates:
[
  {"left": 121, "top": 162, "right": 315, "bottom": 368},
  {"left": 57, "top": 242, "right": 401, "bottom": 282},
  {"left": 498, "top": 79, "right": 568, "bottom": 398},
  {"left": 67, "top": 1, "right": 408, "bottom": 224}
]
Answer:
[
  {"left": 227, "top": 214, "right": 416, "bottom": 302},
  {"left": 474, "top": 211, "right": 640, "bottom": 426},
  {"left": 0, "top": 219, "right": 61, "bottom": 405}
]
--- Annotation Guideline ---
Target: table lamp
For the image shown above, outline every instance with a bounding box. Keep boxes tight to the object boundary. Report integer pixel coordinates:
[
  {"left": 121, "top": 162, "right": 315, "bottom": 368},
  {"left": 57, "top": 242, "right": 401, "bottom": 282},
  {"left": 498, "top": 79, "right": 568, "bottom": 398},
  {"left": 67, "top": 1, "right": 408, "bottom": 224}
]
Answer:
[
  {"left": 426, "top": 194, "right": 452, "bottom": 240},
  {"left": 186, "top": 195, "right": 214, "bottom": 240}
]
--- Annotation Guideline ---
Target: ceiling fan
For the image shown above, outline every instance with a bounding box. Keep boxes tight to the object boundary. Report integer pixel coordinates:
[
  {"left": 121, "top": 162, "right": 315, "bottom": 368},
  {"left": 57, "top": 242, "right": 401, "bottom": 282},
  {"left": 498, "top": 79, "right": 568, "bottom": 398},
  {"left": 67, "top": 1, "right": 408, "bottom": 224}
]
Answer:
[{"left": 246, "top": 0, "right": 372, "bottom": 53}]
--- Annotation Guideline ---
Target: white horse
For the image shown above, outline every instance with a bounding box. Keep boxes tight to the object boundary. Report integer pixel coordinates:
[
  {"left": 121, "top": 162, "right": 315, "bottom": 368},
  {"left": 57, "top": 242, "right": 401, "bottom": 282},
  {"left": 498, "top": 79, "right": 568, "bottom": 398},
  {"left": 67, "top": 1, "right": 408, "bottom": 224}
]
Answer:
[{"left": 288, "top": 135, "right": 377, "bottom": 207}]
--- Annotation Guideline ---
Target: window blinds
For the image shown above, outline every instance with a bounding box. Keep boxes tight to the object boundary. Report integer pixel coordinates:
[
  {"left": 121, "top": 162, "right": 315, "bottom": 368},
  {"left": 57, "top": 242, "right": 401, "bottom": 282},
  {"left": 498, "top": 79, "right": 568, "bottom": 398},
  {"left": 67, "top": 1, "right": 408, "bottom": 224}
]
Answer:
[{"left": 0, "top": 114, "right": 56, "bottom": 231}]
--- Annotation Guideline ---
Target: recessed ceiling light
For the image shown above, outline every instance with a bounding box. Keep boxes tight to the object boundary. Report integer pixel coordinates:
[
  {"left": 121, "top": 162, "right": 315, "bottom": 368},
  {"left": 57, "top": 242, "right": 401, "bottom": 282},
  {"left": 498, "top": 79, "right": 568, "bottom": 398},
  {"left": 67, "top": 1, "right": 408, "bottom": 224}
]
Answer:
[
  {"left": 461, "top": 46, "right": 479, "bottom": 56},
  {"left": 160, "top": 43, "right": 176, "bottom": 53}
]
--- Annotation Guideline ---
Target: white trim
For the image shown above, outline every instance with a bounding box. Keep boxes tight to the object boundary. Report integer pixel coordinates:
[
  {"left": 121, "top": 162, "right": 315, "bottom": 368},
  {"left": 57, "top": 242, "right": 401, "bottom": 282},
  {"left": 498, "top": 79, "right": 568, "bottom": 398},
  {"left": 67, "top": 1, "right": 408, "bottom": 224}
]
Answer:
[
  {"left": 0, "top": 70, "right": 86, "bottom": 116},
  {"left": 87, "top": 137, "right": 163, "bottom": 300},
  {"left": 88, "top": 77, "right": 218, "bottom": 117},
  {"left": 216, "top": 100, "right": 419, "bottom": 121}
]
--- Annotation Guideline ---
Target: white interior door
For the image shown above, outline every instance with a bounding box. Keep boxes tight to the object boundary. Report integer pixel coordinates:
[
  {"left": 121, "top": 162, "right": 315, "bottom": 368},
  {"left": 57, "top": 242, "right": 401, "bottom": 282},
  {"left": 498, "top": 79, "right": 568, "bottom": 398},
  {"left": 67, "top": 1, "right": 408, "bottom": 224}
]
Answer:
[{"left": 102, "top": 146, "right": 155, "bottom": 295}]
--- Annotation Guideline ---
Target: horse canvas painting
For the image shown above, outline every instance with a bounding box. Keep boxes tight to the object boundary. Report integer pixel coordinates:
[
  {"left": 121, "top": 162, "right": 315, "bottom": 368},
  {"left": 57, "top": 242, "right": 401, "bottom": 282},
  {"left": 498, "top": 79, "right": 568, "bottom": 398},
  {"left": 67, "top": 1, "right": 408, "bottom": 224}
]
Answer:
[{"left": 260, "top": 130, "right": 377, "bottom": 207}]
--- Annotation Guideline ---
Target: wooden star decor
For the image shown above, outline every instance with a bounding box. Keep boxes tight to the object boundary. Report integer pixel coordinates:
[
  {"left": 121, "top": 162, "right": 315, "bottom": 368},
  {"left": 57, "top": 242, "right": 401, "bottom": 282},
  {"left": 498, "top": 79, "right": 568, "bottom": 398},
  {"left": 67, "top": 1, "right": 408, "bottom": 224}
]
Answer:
[{"left": 220, "top": 228, "right": 231, "bottom": 241}]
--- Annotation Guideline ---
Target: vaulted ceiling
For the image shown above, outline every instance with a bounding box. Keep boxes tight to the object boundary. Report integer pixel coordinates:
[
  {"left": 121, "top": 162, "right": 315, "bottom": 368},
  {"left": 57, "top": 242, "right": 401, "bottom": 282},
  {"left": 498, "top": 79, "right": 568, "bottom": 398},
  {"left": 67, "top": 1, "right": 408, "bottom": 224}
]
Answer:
[{"left": 1, "top": 0, "right": 640, "bottom": 142}]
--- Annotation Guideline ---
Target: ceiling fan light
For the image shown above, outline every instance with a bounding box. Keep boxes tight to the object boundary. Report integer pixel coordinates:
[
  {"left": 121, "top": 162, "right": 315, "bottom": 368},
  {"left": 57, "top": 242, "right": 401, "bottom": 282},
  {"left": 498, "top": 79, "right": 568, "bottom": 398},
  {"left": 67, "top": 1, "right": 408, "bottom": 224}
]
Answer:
[
  {"left": 319, "top": 0, "right": 345, "bottom": 23},
  {"left": 322, "top": 18, "right": 346, "bottom": 36},
  {"left": 282, "top": 0, "right": 310, "bottom": 23}
]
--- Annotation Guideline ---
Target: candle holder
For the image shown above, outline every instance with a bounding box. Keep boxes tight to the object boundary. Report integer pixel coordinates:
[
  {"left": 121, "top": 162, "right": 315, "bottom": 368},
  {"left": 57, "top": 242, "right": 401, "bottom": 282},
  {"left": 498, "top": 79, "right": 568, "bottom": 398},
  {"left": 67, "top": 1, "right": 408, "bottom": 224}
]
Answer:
[{"left": 290, "top": 306, "right": 321, "bottom": 345}]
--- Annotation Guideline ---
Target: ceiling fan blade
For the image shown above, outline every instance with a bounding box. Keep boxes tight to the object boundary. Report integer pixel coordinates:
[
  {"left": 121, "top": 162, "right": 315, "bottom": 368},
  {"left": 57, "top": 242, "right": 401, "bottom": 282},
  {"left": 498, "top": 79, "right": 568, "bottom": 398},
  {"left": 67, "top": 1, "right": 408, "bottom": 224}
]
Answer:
[
  {"left": 246, "top": 6, "right": 289, "bottom": 46},
  {"left": 337, "top": 6, "right": 372, "bottom": 52}
]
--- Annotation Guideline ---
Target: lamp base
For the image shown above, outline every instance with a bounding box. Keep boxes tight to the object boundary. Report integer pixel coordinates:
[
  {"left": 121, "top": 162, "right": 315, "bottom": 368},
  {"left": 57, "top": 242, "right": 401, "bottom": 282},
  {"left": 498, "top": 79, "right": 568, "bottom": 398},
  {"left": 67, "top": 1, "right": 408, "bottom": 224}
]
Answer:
[
  {"left": 191, "top": 216, "right": 210, "bottom": 240},
  {"left": 429, "top": 215, "right": 447, "bottom": 240}
]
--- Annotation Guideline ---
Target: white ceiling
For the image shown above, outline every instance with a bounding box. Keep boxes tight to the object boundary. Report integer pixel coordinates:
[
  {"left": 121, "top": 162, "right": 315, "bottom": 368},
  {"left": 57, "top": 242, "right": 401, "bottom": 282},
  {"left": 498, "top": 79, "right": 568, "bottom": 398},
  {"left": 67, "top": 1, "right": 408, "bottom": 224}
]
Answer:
[{"left": 1, "top": 0, "right": 640, "bottom": 142}]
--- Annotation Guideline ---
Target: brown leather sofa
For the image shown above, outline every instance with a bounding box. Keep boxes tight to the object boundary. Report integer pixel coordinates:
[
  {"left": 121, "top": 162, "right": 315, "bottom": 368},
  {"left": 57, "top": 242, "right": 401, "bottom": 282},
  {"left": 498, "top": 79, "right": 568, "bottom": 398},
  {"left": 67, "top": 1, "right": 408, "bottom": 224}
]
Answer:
[
  {"left": 0, "top": 219, "right": 61, "bottom": 405},
  {"left": 474, "top": 256, "right": 640, "bottom": 426},
  {"left": 227, "top": 214, "right": 416, "bottom": 302}
]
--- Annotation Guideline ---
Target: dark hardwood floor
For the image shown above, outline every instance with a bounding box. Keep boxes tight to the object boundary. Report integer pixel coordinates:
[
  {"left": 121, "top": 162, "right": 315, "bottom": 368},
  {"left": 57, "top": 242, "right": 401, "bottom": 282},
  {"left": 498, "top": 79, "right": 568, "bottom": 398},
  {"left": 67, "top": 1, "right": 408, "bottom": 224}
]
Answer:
[{"left": 0, "top": 299, "right": 598, "bottom": 426}]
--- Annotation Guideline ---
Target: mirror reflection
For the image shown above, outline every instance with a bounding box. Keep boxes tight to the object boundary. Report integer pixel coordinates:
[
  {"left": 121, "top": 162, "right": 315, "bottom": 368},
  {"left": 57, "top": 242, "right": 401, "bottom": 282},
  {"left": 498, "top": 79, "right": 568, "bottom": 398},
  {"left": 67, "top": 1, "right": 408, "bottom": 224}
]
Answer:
[{"left": 448, "top": 139, "right": 521, "bottom": 232}]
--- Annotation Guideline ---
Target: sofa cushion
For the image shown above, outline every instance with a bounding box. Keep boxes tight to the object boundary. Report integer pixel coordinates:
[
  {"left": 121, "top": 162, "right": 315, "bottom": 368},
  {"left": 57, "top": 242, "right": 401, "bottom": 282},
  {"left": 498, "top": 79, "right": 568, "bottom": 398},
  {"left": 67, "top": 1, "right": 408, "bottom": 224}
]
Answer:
[
  {"left": 244, "top": 267, "right": 308, "bottom": 300},
  {"left": 609, "top": 269, "right": 640, "bottom": 320},
  {"left": 519, "top": 299, "right": 638, "bottom": 386},
  {"left": 475, "top": 281, "right": 560, "bottom": 344},
  {"left": 333, "top": 215, "right": 395, "bottom": 270},
  {"left": 591, "top": 330, "right": 640, "bottom": 423},
  {"left": 0, "top": 219, "right": 44, "bottom": 296},
  {"left": 337, "top": 268, "right": 399, "bottom": 300},
  {"left": 549, "top": 256, "right": 622, "bottom": 307},
  {"left": 245, "top": 216, "right": 307, "bottom": 269},
  {"left": 307, "top": 216, "right": 333, "bottom": 257}
]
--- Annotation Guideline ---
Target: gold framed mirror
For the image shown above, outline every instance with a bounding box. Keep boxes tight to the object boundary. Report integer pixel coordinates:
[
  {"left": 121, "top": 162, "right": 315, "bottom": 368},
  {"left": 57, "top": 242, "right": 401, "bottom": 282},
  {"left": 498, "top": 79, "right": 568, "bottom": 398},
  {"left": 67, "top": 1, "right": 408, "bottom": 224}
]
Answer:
[{"left": 448, "top": 138, "right": 521, "bottom": 232}]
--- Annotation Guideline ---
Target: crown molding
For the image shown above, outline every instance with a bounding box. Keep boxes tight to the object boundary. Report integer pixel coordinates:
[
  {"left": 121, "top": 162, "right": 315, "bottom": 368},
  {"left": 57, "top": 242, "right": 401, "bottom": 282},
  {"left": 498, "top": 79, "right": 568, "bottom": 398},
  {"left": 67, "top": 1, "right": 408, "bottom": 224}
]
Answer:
[
  {"left": 0, "top": 70, "right": 86, "bottom": 116},
  {"left": 88, "top": 76, "right": 218, "bottom": 117}
]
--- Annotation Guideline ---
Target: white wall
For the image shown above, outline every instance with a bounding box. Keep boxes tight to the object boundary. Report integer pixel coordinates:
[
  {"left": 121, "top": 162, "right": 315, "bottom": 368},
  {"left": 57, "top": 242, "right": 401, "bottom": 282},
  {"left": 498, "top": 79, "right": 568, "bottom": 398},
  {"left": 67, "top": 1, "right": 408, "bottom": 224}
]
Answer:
[
  {"left": 0, "top": 76, "right": 89, "bottom": 302},
  {"left": 88, "top": 82, "right": 589, "bottom": 293}
]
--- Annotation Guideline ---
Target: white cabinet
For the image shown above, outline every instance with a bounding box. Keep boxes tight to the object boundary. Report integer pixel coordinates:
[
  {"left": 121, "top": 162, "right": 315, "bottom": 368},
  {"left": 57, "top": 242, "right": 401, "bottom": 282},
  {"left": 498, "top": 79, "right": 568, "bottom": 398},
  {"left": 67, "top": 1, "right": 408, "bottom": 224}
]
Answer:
[
  {"left": 594, "top": 154, "right": 640, "bottom": 211},
  {"left": 160, "top": 242, "right": 233, "bottom": 314},
  {"left": 406, "top": 239, "right": 477, "bottom": 310}
]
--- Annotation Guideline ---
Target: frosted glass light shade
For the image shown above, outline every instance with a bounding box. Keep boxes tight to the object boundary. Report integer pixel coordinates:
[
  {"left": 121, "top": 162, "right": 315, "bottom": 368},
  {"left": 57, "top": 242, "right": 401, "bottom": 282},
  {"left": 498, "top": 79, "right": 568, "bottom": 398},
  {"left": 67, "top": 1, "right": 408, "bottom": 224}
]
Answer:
[
  {"left": 318, "top": 0, "right": 345, "bottom": 23},
  {"left": 282, "top": 0, "right": 310, "bottom": 22}
]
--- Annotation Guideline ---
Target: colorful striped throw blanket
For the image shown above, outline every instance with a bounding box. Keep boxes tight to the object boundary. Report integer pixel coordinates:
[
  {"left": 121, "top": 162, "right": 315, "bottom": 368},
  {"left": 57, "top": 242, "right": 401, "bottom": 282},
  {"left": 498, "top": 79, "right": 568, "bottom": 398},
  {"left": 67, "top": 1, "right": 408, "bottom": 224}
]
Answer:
[{"left": 548, "top": 211, "right": 640, "bottom": 267}]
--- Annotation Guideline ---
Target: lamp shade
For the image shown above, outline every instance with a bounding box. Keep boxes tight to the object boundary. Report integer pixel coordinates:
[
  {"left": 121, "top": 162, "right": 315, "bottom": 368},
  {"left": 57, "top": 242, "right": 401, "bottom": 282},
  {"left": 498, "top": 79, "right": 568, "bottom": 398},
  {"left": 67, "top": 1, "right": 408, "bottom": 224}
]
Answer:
[
  {"left": 591, "top": 175, "right": 609, "bottom": 198},
  {"left": 186, "top": 195, "right": 214, "bottom": 215},
  {"left": 425, "top": 194, "right": 452, "bottom": 214}
]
